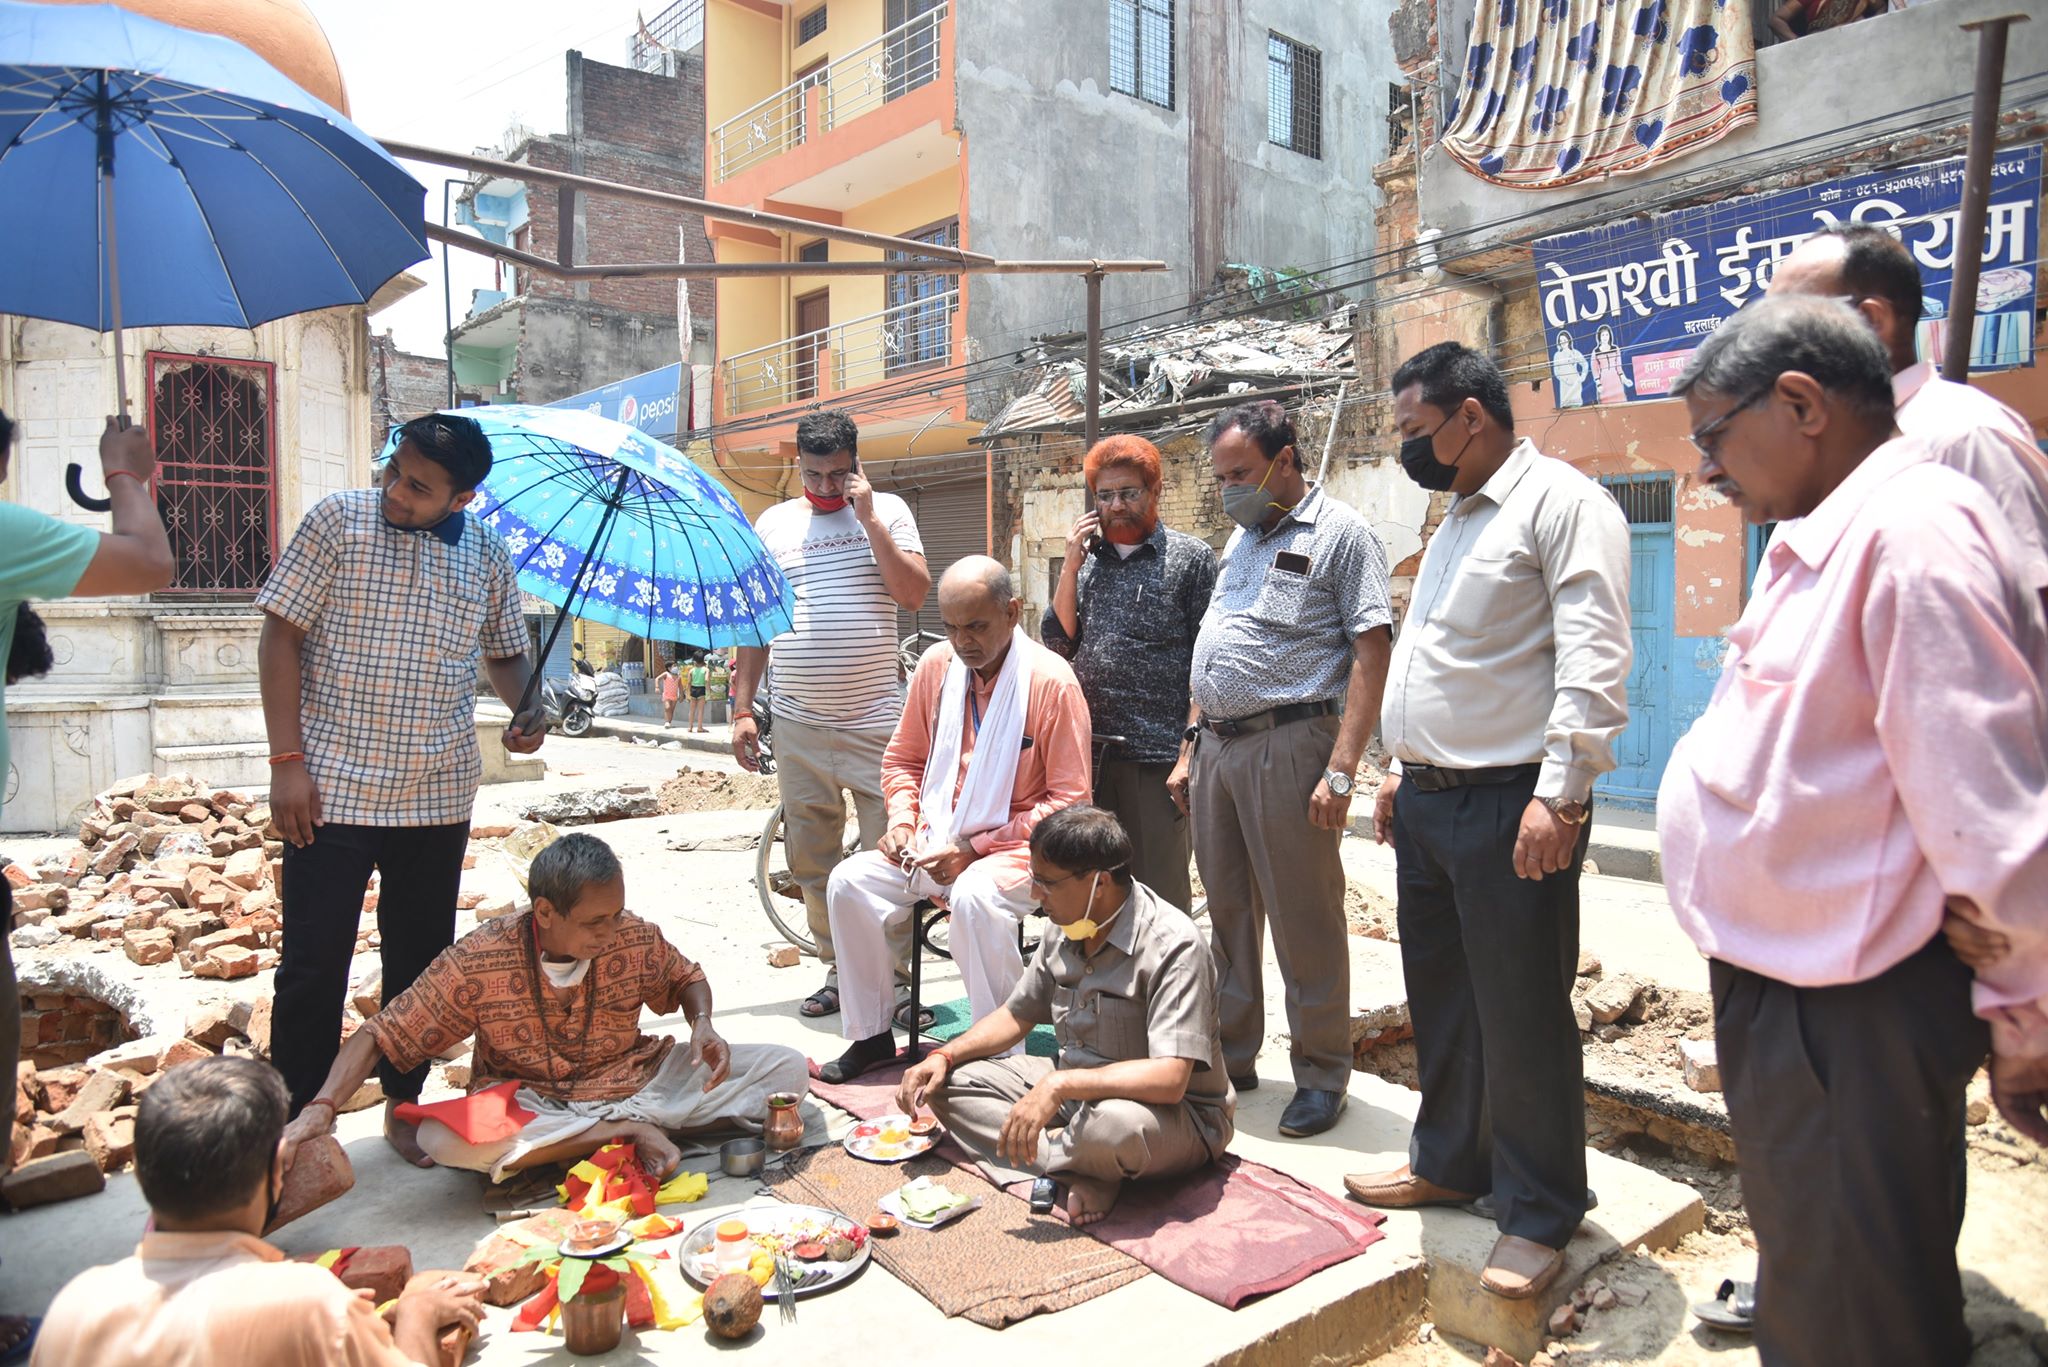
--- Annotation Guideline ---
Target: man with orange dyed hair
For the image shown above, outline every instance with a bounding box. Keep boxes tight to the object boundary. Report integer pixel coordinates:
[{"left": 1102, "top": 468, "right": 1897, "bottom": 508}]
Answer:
[{"left": 1042, "top": 436, "right": 1216, "bottom": 910}]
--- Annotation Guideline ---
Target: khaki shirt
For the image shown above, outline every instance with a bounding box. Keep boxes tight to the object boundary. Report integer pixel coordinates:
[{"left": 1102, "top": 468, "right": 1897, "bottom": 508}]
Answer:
[
  {"left": 1381, "top": 440, "right": 1632, "bottom": 802},
  {"left": 32, "top": 1230, "right": 414, "bottom": 1367},
  {"left": 1004, "top": 881, "right": 1234, "bottom": 1156}
]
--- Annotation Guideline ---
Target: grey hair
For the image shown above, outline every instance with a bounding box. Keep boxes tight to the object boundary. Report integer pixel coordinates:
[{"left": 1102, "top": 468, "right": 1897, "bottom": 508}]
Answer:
[
  {"left": 1674, "top": 295, "right": 1895, "bottom": 425},
  {"left": 528, "top": 831, "right": 624, "bottom": 914}
]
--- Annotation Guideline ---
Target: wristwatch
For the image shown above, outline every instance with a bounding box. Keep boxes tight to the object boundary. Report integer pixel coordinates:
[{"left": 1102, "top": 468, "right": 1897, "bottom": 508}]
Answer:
[
  {"left": 1324, "top": 770, "right": 1354, "bottom": 798},
  {"left": 1182, "top": 724, "right": 1202, "bottom": 745},
  {"left": 1541, "top": 796, "right": 1590, "bottom": 825}
]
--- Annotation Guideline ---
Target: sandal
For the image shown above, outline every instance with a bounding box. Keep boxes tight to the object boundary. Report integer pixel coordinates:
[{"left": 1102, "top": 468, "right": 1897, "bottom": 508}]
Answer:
[
  {"left": 799, "top": 985, "right": 841, "bottom": 1018},
  {"left": 0, "top": 1315, "right": 39, "bottom": 1365},
  {"left": 893, "top": 998, "right": 936, "bottom": 1032},
  {"left": 1692, "top": 1278, "right": 1756, "bottom": 1333}
]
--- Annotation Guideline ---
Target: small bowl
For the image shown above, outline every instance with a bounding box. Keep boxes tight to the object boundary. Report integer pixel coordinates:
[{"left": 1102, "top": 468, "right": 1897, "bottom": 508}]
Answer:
[
  {"left": 907, "top": 1116, "right": 939, "bottom": 1137},
  {"left": 721, "top": 1137, "right": 766, "bottom": 1177},
  {"left": 866, "top": 1212, "right": 899, "bottom": 1236},
  {"left": 563, "top": 1218, "right": 621, "bottom": 1254}
]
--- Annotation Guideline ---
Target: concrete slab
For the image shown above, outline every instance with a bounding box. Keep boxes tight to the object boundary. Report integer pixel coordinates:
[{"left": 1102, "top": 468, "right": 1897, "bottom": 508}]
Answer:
[{"left": 2, "top": 802, "right": 1703, "bottom": 1365}]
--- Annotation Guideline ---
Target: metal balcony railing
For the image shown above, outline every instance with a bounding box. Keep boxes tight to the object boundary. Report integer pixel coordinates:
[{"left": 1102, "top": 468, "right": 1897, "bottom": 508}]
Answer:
[
  {"left": 711, "top": 3, "right": 947, "bottom": 182},
  {"left": 722, "top": 288, "right": 958, "bottom": 414}
]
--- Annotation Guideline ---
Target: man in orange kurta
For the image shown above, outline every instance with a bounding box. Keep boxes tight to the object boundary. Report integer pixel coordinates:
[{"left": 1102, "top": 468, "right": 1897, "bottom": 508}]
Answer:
[{"left": 820, "top": 557, "right": 1092, "bottom": 1082}]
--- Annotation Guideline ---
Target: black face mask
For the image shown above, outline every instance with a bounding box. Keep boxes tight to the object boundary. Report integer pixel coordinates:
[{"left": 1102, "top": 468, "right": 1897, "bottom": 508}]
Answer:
[{"left": 1398, "top": 413, "right": 1471, "bottom": 492}]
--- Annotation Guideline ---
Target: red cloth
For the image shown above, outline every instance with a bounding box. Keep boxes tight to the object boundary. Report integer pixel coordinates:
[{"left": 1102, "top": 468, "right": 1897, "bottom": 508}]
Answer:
[
  {"left": 808, "top": 1061, "right": 1385, "bottom": 1308},
  {"left": 392, "top": 1081, "right": 535, "bottom": 1144}
]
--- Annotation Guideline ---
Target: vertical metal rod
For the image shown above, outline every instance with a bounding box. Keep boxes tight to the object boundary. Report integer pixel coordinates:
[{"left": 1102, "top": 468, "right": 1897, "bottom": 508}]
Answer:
[
  {"left": 442, "top": 178, "right": 459, "bottom": 407},
  {"left": 96, "top": 72, "right": 129, "bottom": 420},
  {"left": 1942, "top": 15, "right": 2021, "bottom": 382},
  {"left": 1083, "top": 269, "right": 1104, "bottom": 450}
]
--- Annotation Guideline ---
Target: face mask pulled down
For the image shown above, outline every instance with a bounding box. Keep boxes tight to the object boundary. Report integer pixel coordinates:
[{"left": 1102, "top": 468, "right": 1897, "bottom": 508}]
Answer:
[
  {"left": 1057, "top": 868, "right": 1127, "bottom": 941},
  {"left": 1399, "top": 414, "right": 1473, "bottom": 492}
]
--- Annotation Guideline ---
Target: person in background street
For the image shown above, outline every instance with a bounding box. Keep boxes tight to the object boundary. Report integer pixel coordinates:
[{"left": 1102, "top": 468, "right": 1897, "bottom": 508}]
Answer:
[
  {"left": 1346, "top": 343, "right": 1631, "bottom": 1301},
  {"left": 660, "top": 658, "right": 682, "bottom": 728},
  {"left": 280, "top": 833, "right": 808, "bottom": 1181},
  {"left": 686, "top": 655, "right": 708, "bottom": 733},
  {"left": 1767, "top": 223, "right": 2048, "bottom": 619},
  {"left": 33, "top": 1056, "right": 483, "bottom": 1367},
  {"left": 731, "top": 410, "right": 930, "bottom": 1022},
  {"left": 1170, "top": 400, "right": 1393, "bottom": 1140},
  {"left": 1041, "top": 436, "right": 1215, "bottom": 911},
  {"left": 0, "top": 409, "right": 173, "bottom": 1362},
  {"left": 1659, "top": 296, "right": 2048, "bottom": 1366},
  {"left": 896, "top": 805, "right": 1234, "bottom": 1226},
  {"left": 706, "top": 653, "right": 730, "bottom": 730},
  {"left": 820, "top": 558, "right": 1091, "bottom": 1083},
  {"left": 257, "top": 413, "right": 546, "bottom": 1169}
]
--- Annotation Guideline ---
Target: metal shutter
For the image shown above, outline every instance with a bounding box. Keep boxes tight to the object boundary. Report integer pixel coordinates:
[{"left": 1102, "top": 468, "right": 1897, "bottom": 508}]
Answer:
[{"left": 874, "top": 460, "right": 988, "bottom": 640}]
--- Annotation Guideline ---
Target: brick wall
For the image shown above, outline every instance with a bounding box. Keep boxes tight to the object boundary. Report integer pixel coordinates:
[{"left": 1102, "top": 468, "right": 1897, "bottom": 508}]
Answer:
[
  {"left": 368, "top": 332, "right": 450, "bottom": 444},
  {"left": 17, "top": 992, "right": 133, "bottom": 1069}
]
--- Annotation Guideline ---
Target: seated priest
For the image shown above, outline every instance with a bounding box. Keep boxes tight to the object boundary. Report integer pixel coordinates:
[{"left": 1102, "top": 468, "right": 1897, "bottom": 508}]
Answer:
[
  {"left": 280, "top": 832, "right": 809, "bottom": 1181},
  {"left": 820, "top": 556, "right": 1092, "bottom": 1084},
  {"left": 894, "top": 804, "right": 1235, "bottom": 1226}
]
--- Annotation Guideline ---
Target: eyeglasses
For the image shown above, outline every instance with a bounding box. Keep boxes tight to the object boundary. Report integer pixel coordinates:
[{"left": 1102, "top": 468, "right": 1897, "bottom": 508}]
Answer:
[
  {"left": 1093, "top": 487, "right": 1148, "bottom": 507},
  {"left": 1028, "top": 867, "right": 1088, "bottom": 891},
  {"left": 1686, "top": 389, "right": 1771, "bottom": 461}
]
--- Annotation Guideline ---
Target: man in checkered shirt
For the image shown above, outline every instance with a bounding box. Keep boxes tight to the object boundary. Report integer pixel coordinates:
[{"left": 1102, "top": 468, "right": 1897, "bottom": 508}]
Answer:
[{"left": 257, "top": 413, "right": 546, "bottom": 1167}]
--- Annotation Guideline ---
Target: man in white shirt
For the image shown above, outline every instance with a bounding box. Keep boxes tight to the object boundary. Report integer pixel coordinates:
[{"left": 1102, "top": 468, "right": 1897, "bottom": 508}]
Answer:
[
  {"left": 1768, "top": 223, "right": 2048, "bottom": 616},
  {"left": 1347, "top": 343, "right": 1631, "bottom": 1302},
  {"left": 730, "top": 410, "right": 930, "bottom": 1022}
]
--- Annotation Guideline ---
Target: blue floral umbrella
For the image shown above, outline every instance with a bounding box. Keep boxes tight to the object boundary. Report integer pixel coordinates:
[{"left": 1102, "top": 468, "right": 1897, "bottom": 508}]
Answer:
[{"left": 379, "top": 406, "right": 791, "bottom": 706}]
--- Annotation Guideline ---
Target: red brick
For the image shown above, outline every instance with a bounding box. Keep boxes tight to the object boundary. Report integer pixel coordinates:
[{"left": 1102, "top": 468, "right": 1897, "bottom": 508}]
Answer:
[
  {"left": 191, "top": 925, "right": 258, "bottom": 954},
  {"left": 122, "top": 927, "right": 176, "bottom": 966},
  {"left": 228, "top": 997, "right": 272, "bottom": 1055},
  {"left": 82, "top": 1105, "right": 137, "bottom": 1172},
  {"left": 3, "top": 862, "right": 31, "bottom": 889},
  {"left": 1, "top": 1150, "right": 105, "bottom": 1208},
  {"left": 160, "top": 1038, "right": 212, "bottom": 1070},
  {"left": 186, "top": 1000, "right": 240, "bottom": 1049},
  {"left": 266, "top": 1134, "right": 355, "bottom": 1233}
]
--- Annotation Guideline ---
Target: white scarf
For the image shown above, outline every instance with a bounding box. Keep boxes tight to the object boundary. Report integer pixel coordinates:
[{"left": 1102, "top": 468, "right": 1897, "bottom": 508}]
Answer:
[{"left": 918, "top": 628, "right": 1031, "bottom": 847}]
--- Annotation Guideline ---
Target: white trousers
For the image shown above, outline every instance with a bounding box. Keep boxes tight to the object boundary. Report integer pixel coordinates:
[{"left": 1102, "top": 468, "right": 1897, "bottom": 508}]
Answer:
[{"left": 825, "top": 848, "right": 1034, "bottom": 1043}]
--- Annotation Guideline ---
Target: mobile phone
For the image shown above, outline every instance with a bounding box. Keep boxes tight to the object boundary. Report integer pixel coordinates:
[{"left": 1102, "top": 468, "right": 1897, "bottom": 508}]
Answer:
[{"left": 1274, "top": 550, "right": 1311, "bottom": 575}]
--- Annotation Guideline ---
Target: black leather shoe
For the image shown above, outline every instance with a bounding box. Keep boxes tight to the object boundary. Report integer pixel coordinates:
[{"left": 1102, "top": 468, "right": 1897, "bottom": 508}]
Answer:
[
  {"left": 1277, "top": 1088, "right": 1348, "bottom": 1137},
  {"left": 819, "top": 1031, "right": 895, "bottom": 1084},
  {"left": 1229, "top": 1073, "right": 1260, "bottom": 1092}
]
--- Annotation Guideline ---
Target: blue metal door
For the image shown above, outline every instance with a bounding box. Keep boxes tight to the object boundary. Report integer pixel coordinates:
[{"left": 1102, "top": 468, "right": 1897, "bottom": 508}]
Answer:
[{"left": 1597, "top": 475, "right": 1675, "bottom": 805}]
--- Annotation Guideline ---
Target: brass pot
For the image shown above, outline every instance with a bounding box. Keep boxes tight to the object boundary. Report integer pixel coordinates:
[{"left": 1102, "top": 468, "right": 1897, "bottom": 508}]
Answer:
[
  {"left": 763, "top": 1091, "right": 805, "bottom": 1151},
  {"left": 561, "top": 1280, "right": 627, "bottom": 1356}
]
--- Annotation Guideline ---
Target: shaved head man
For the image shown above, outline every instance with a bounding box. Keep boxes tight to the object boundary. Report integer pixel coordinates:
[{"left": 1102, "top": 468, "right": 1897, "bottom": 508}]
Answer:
[
  {"left": 821, "top": 555, "right": 1094, "bottom": 1086},
  {"left": 1767, "top": 225, "right": 2048, "bottom": 613}
]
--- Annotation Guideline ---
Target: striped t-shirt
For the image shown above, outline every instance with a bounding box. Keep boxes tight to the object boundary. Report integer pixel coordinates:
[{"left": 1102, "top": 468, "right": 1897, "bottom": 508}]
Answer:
[{"left": 756, "top": 493, "right": 924, "bottom": 729}]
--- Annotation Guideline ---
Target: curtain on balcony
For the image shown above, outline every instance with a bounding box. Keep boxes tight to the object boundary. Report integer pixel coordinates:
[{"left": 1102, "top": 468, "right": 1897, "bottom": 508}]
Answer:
[{"left": 1440, "top": 0, "right": 1758, "bottom": 190}]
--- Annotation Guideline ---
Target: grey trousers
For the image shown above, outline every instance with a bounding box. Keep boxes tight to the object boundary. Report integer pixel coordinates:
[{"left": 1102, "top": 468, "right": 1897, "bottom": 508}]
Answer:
[
  {"left": 1190, "top": 713, "right": 1351, "bottom": 1091},
  {"left": 1095, "top": 757, "right": 1193, "bottom": 912},
  {"left": 931, "top": 1055, "right": 1218, "bottom": 1187},
  {"left": 1714, "top": 937, "right": 1987, "bottom": 1367},
  {"left": 772, "top": 714, "right": 897, "bottom": 983}
]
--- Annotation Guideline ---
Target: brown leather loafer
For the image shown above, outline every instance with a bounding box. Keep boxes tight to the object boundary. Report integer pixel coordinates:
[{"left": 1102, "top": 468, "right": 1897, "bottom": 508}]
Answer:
[
  {"left": 1479, "top": 1233, "right": 1565, "bottom": 1299},
  {"left": 1342, "top": 1163, "right": 1479, "bottom": 1208}
]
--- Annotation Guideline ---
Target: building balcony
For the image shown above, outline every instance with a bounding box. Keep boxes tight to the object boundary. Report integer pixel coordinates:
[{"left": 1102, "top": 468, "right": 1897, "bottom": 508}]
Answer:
[
  {"left": 710, "top": 4, "right": 951, "bottom": 194},
  {"left": 720, "top": 288, "right": 959, "bottom": 416}
]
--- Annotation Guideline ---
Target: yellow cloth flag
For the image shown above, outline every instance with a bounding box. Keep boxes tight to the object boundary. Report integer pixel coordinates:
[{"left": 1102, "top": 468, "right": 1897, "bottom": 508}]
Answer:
[{"left": 656, "top": 1170, "right": 708, "bottom": 1206}]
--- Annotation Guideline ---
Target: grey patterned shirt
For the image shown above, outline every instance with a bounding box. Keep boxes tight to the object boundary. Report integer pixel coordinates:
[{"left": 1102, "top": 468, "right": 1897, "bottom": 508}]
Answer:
[
  {"left": 1041, "top": 523, "right": 1217, "bottom": 764},
  {"left": 1191, "top": 485, "right": 1393, "bottom": 722}
]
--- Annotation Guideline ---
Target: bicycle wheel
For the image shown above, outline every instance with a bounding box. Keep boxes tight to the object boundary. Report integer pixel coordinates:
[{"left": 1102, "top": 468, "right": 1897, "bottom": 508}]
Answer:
[{"left": 754, "top": 805, "right": 816, "bottom": 953}]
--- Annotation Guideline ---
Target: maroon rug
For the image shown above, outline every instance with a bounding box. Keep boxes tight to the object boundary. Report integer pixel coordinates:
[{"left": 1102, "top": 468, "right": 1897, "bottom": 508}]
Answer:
[{"left": 807, "top": 1058, "right": 1386, "bottom": 1309}]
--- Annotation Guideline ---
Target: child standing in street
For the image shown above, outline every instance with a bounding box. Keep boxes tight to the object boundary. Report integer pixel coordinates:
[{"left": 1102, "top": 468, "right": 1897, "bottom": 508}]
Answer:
[{"left": 660, "top": 659, "right": 682, "bottom": 728}]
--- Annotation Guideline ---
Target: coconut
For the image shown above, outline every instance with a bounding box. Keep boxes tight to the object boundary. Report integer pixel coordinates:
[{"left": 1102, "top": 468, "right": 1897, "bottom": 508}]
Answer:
[{"left": 703, "top": 1271, "right": 764, "bottom": 1339}]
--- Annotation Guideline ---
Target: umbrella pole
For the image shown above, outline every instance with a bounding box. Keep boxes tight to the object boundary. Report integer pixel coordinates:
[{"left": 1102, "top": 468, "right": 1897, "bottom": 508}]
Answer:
[
  {"left": 518, "top": 467, "right": 634, "bottom": 719},
  {"left": 96, "top": 74, "right": 129, "bottom": 422}
]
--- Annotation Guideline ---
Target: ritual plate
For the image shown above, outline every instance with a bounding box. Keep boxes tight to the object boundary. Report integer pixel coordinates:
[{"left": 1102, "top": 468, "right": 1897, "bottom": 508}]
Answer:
[
  {"left": 844, "top": 1114, "right": 938, "bottom": 1164},
  {"left": 679, "top": 1204, "right": 870, "bottom": 1300}
]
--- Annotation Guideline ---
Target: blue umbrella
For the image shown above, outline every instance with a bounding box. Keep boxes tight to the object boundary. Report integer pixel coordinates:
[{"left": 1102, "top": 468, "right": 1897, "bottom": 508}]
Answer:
[
  {"left": 0, "top": 0, "right": 426, "bottom": 493},
  {"left": 379, "top": 406, "right": 793, "bottom": 707}
]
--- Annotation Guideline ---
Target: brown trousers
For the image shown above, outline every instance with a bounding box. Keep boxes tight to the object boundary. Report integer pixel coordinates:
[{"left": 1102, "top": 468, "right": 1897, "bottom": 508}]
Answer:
[
  {"left": 771, "top": 714, "right": 900, "bottom": 983},
  {"left": 931, "top": 1055, "right": 1219, "bottom": 1187},
  {"left": 1190, "top": 713, "right": 1351, "bottom": 1091}
]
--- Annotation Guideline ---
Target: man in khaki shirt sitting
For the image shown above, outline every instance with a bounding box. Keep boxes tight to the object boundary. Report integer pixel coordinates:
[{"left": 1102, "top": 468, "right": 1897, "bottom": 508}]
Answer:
[
  {"left": 895, "top": 804, "right": 1234, "bottom": 1226},
  {"left": 33, "top": 1056, "right": 480, "bottom": 1367}
]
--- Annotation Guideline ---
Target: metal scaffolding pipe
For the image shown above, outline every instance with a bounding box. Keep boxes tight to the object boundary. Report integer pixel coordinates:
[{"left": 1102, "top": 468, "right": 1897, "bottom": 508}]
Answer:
[{"left": 1941, "top": 13, "right": 2026, "bottom": 382}]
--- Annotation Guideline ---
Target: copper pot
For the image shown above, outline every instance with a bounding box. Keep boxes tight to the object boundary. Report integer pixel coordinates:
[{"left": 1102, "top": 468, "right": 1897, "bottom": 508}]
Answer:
[
  {"left": 561, "top": 1280, "right": 626, "bottom": 1356},
  {"left": 763, "top": 1091, "right": 805, "bottom": 1151}
]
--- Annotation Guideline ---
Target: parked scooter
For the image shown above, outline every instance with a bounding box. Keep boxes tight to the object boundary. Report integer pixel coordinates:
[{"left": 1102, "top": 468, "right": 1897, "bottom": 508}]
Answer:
[{"left": 541, "top": 654, "right": 599, "bottom": 738}]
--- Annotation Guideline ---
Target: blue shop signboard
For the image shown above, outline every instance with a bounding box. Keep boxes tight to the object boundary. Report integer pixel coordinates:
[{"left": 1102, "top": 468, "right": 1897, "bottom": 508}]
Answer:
[
  {"left": 547, "top": 363, "right": 686, "bottom": 440},
  {"left": 1534, "top": 145, "right": 2042, "bottom": 410}
]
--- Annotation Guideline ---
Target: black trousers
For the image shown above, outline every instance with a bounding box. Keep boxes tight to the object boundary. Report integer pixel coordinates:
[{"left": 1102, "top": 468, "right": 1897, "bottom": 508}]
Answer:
[
  {"left": 1712, "top": 937, "right": 1987, "bottom": 1367},
  {"left": 1392, "top": 772, "right": 1591, "bottom": 1249},
  {"left": 272, "top": 821, "right": 469, "bottom": 1113}
]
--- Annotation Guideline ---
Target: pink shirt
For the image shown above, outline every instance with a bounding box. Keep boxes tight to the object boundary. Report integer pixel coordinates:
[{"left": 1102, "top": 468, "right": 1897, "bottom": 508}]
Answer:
[
  {"left": 1894, "top": 362, "right": 2048, "bottom": 596},
  {"left": 1659, "top": 438, "right": 2048, "bottom": 1059}
]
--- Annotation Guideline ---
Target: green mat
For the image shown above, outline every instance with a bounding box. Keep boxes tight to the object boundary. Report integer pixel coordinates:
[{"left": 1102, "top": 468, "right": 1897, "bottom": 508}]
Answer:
[{"left": 923, "top": 997, "right": 1058, "bottom": 1057}]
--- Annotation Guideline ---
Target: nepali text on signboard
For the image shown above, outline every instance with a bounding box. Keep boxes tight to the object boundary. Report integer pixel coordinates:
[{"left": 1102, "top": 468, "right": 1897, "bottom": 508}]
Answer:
[{"left": 1533, "top": 145, "right": 2042, "bottom": 410}]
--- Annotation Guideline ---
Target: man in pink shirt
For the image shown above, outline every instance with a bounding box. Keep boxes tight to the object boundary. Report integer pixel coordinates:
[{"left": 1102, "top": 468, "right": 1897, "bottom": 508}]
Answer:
[
  {"left": 1659, "top": 297, "right": 2048, "bottom": 1367},
  {"left": 820, "top": 557, "right": 1092, "bottom": 1083},
  {"left": 1768, "top": 223, "right": 2048, "bottom": 615}
]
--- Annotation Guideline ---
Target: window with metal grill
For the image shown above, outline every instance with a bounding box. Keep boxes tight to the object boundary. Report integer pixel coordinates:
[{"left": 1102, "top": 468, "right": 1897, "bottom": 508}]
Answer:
[
  {"left": 1600, "top": 473, "right": 1674, "bottom": 526},
  {"left": 1267, "top": 33, "right": 1322, "bottom": 158},
  {"left": 1110, "top": 0, "right": 1174, "bottom": 110},
  {"left": 147, "top": 352, "right": 276, "bottom": 594},
  {"left": 798, "top": 239, "right": 829, "bottom": 264},
  {"left": 798, "top": 5, "right": 827, "bottom": 43}
]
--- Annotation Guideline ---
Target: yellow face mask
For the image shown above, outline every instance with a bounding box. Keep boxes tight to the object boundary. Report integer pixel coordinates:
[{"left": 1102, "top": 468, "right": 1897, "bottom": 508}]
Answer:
[{"left": 1059, "top": 869, "right": 1127, "bottom": 941}]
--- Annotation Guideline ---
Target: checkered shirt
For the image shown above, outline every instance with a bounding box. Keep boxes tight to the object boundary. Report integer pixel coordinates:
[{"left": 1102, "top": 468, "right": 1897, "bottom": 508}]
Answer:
[{"left": 256, "top": 489, "right": 527, "bottom": 826}]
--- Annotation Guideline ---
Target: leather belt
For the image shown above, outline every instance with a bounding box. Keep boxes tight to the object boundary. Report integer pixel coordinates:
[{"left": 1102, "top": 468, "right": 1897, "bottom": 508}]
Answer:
[
  {"left": 1202, "top": 699, "right": 1339, "bottom": 739},
  {"left": 1400, "top": 762, "right": 1540, "bottom": 793}
]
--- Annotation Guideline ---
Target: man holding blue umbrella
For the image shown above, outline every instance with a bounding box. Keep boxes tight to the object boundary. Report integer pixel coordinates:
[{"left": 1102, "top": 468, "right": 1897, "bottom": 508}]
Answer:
[{"left": 257, "top": 413, "right": 546, "bottom": 1166}]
